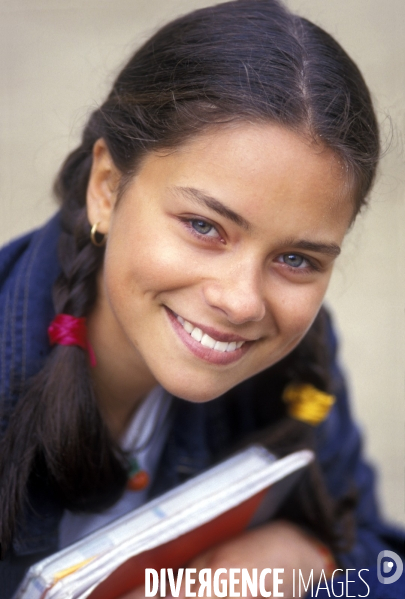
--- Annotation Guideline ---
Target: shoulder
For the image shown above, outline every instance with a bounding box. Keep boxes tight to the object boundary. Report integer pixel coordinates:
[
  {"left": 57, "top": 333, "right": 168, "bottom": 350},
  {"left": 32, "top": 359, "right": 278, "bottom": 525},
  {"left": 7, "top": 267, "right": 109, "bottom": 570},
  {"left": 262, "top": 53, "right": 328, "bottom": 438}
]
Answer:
[
  {"left": 0, "top": 213, "right": 62, "bottom": 294},
  {"left": 0, "top": 230, "right": 33, "bottom": 284},
  {"left": 0, "top": 214, "right": 62, "bottom": 412}
]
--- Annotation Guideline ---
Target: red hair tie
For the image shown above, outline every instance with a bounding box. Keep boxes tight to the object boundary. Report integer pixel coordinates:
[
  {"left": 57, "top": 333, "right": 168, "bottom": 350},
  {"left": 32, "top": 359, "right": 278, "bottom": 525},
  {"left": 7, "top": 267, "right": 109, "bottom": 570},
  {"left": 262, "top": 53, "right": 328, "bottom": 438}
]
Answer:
[{"left": 48, "top": 314, "right": 97, "bottom": 367}]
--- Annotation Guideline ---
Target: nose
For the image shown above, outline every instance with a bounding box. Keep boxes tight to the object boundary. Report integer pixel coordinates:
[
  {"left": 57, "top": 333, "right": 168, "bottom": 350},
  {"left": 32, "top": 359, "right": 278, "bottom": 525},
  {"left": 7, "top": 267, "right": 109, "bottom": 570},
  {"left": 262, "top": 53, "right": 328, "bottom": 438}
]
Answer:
[{"left": 203, "top": 261, "right": 266, "bottom": 325}]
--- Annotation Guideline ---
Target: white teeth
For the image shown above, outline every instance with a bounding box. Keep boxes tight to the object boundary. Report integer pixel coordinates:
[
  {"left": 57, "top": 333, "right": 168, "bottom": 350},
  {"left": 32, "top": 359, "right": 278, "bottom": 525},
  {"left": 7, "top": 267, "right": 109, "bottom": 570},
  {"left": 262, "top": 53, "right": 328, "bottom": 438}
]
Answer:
[
  {"left": 184, "top": 320, "right": 194, "bottom": 334},
  {"left": 176, "top": 315, "right": 245, "bottom": 352},
  {"left": 190, "top": 327, "right": 203, "bottom": 342},
  {"left": 201, "top": 334, "right": 216, "bottom": 349}
]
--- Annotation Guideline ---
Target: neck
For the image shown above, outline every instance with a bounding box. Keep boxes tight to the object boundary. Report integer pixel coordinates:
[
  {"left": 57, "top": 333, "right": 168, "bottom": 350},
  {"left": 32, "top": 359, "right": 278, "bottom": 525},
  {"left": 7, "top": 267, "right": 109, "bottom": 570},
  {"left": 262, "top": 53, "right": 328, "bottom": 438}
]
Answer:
[
  {"left": 91, "top": 361, "right": 157, "bottom": 440},
  {"left": 87, "top": 286, "right": 158, "bottom": 440}
]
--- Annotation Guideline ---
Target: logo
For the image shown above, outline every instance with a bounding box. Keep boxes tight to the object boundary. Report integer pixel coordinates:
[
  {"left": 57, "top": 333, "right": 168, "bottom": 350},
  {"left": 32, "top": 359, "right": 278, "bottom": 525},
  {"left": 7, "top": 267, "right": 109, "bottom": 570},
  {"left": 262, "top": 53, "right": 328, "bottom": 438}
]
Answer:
[{"left": 377, "top": 550, "right": 403, "bottom": 584}]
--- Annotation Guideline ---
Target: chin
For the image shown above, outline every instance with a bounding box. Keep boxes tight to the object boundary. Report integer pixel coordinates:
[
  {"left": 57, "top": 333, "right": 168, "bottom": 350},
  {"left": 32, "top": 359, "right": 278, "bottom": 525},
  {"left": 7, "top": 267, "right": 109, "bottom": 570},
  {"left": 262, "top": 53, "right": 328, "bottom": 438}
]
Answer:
[{"left": 158, "top": 373, "right": 236, "bottom": 403}]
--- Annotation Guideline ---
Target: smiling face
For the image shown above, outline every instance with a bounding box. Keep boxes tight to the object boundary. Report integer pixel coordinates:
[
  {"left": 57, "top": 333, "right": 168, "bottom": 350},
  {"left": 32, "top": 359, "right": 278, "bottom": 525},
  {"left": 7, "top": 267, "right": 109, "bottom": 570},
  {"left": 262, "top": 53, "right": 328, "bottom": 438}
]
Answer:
[{"left": 87, "top": 123, "right": 353, "bottom": 406}]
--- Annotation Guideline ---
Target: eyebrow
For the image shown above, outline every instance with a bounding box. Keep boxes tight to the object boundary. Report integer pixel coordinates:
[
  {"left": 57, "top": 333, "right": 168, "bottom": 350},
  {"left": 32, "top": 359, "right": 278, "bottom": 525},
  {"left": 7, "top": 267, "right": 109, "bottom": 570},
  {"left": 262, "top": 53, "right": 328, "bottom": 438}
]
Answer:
[
  {"left": 173, "top": 185, "right": 341, "bottom": 258},
  {"left": 173, "top": 186, "right": 251, "bottom": 231},
  {"left": 283, "top": 238, "right": 341, "bottom": 257}
]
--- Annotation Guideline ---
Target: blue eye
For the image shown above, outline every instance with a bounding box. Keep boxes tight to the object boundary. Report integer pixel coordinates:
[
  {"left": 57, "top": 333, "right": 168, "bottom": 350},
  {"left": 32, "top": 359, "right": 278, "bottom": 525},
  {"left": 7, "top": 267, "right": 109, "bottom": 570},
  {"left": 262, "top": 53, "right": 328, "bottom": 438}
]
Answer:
[
  {"left": 191, "top": 219, "right": 217, "bottom": 236},
  {"left": 282, "top": 254, "right": 305, "bottom": 268}
]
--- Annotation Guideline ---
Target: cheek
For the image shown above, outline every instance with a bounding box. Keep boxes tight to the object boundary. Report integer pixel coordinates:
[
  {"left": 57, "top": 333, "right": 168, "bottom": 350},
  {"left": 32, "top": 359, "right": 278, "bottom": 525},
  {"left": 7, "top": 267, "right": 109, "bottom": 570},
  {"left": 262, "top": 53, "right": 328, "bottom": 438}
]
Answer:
[
  {"left": 252, "top": 283, "right": 327, "bottom": 376},
  {"left": 103, "top": 220, "right": 191, "bottom": 303},
  {"left": 268, "top": 277, "right": 331, "bottom": 340}
]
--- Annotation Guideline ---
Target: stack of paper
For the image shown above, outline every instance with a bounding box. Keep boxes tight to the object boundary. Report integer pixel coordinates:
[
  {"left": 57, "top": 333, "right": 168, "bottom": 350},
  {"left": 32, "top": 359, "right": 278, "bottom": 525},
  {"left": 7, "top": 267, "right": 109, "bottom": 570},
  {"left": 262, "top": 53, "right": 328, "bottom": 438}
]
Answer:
[{"left": 14, "top": 446, "right": 314, "bottom": 599}]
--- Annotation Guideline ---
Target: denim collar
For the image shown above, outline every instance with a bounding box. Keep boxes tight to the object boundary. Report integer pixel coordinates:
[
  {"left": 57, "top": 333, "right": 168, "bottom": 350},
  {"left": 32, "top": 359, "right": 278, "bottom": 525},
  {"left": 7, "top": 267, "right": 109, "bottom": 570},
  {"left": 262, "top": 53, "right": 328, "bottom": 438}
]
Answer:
[{"left": 0, "top": 213, "right": 61, "bottom": 418}]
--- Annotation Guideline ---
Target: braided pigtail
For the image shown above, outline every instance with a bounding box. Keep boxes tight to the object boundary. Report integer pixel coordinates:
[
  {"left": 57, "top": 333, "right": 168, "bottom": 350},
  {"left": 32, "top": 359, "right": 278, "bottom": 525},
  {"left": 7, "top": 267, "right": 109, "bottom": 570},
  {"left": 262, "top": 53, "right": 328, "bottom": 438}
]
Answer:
[
  {"left": 225, "top": 309, "right": 356, "bottom": 556},
  {"left": 0, "top": 134, "right": 128, "bottom": 556},
  {"left": 245, "top": 310, "right": 357, "bottom": 555},
  {"left": 41, "top": 205, "right": 128, "bottom": 510}
]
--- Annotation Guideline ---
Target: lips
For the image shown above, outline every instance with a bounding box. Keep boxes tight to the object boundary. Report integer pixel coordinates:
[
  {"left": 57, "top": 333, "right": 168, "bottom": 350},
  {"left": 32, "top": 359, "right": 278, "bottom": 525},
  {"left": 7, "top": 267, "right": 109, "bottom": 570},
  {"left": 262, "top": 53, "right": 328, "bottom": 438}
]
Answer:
[
  {"left": 176, "top": 315, "right": 245, "bottom": 353},
  {"left": 165, "top": 307, "right": 252, "bottom": 365}
]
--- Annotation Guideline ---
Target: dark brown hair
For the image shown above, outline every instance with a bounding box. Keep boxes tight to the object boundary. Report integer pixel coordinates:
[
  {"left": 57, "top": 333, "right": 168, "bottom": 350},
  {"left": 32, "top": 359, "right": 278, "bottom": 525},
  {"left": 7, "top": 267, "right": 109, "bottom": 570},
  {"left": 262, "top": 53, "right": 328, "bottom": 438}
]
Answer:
[{"left": 0, "top": 0, "right": 379, "bottom": 555}]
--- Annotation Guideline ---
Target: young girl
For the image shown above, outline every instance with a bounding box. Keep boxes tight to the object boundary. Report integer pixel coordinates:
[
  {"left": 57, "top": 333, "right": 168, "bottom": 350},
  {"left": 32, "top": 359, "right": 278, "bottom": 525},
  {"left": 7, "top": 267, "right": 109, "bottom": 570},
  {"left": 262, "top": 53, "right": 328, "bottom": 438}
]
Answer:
[{"left": 0, "top": 1, "right": 403, "bottom": 597}]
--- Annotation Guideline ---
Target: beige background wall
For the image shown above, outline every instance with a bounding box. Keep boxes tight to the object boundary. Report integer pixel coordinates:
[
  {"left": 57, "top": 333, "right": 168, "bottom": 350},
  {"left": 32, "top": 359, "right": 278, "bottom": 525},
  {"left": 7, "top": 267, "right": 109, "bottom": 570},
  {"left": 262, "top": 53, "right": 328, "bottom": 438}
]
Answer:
[{"left": 1, "top": 0, "right": 404, "bottom": 525}]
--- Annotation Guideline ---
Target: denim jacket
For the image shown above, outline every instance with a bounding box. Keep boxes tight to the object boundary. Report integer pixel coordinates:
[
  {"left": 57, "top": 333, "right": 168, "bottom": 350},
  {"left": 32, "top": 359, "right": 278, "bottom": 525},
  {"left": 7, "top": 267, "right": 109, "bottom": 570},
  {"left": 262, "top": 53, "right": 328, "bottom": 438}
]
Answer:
[{"left": 1, "top": 214, "right": 404, "bottom": 598}]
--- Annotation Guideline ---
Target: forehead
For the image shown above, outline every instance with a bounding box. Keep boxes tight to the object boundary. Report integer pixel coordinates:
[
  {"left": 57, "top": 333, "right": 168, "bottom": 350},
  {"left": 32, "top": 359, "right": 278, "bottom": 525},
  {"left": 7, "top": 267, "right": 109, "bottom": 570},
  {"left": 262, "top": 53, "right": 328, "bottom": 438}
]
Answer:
[{"left": 149, "top": 122, "right": 354, "bottom": 232}]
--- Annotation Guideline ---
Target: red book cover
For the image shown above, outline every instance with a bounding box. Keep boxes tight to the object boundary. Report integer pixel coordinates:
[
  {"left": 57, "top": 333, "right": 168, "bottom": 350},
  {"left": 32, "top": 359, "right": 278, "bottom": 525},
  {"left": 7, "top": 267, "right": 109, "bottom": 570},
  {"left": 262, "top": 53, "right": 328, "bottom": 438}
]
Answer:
[{"left": 88, "top": 489, "right": 267, "bottom": 599}]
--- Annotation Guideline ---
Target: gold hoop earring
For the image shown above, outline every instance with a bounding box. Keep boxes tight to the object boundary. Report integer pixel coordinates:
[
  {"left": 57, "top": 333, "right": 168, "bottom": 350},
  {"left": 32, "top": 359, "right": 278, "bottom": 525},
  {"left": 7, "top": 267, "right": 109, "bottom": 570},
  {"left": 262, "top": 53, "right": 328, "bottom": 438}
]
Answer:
[{"left": 90, "top": 222, "right": 107, "bottom": 247}]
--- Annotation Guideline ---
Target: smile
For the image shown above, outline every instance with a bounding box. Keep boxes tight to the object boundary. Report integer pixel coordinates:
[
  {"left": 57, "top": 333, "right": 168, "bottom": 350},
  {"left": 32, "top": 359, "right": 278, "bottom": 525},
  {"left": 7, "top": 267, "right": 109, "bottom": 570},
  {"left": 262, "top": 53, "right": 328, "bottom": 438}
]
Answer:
[
  {"left": 165, "top": 308, "right": 252, "bottom": 366},
  {"left": 176, "top": 315, "right": 245, "bottom": 352}
]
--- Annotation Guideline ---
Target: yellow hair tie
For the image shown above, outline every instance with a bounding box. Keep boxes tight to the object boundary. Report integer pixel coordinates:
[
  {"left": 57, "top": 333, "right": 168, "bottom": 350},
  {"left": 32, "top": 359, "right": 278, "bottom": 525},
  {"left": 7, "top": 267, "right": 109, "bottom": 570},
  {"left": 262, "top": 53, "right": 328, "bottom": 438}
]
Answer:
[{"left": 282, "top": 383, "right": 335, "bottom": 426}]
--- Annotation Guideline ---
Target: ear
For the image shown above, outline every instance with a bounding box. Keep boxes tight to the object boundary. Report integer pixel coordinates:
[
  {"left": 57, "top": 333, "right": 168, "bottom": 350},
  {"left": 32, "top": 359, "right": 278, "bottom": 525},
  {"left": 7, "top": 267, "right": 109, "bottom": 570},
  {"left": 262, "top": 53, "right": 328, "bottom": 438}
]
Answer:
[{"left": 86, "top": 138, "right": 121, "bottom": 234}]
